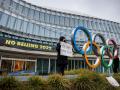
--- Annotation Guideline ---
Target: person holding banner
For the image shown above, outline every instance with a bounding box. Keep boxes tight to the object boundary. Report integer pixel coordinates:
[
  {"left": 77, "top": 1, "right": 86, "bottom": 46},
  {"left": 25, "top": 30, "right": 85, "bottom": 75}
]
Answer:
[{"left": 56, "top": 36, "right": 68, "bottom": 75}]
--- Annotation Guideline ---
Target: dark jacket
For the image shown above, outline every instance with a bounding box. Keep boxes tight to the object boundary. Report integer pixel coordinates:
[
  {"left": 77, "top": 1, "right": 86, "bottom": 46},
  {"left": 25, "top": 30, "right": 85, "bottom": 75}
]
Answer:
[{"left": 56, "top": 43, "right": 68, "bottom": 66}]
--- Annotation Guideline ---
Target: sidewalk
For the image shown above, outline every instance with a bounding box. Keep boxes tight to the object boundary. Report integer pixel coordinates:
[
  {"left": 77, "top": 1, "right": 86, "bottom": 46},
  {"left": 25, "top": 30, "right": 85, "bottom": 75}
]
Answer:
[{"left": 0, "top": 75, "right": 78, "bottom": 81}]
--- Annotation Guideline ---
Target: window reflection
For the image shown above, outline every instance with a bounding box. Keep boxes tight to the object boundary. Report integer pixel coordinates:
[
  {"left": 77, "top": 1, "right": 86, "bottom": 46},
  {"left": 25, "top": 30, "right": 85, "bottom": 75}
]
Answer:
[
  {"left": 27, "top": 22, "right": 33, "bottom": 34},
  {"left": 34, "top": 10, "right": 39, "bottom": 21},
  {"left": 45, "top": 28, "right": 50, "bottom": 37},
  {"left": 28, "top": 9, "right": 34, "bottom": 19},
  {"left": 14, "top": 19, "right": 22, "bottom": 31},
  {"left": 17, "top": 4, "right": 23, "bottom": 14},
  {"left": 7, "top": 16, "right": 16, "bottom": 29},
  {"left": 22, "top": 7, "right": 29, "bottom": 16},
  {"left": 59, "top": 16, "right": 64, "bottom": 26},
  {"left": 0, "top": 13, "right": 8, "bottom": 26},
  {"left": 40, "top": 12, "right": 45, "bottom": 22},
  {"left": 45, "top": 13, "right": 50, "bottom": 23},
  {"left": 21, "top": 21, "right": 28, "bottom": 33},
  {"left": 65, "top": 17, "right": 70, "bottom": 27},
  {"left": 33, "top": 24, "right": 39, "bottom": 35},
  {"left": 39, "top": 27, "right": 45, "bottom": 36},
  {"left": 49, "top": 14, "right": 54, "bottom": 24}
]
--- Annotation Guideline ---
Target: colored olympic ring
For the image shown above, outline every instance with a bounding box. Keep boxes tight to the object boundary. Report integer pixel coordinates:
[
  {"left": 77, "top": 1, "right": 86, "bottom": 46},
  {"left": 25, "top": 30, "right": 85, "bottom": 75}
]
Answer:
[
  {"left": 71, "top": 26, "right": 118, "bottom": 69},
  {"left": 100, "top": 45, "right": 113, "bottom": 69},
  {"left": 92, "top": 33, "right": 106, "bottom": 45},
  {"left": 106, "top": 39, "right": 118, "bottom": 57},
  {"left": 92, "top": 33, "right": 106, "bottom": 56},
  {"left": 71, "top": 26, "right": 92, "bottom": 54},
  {"left": 83, "top": 41, "right": 101, "bottom": 68}
]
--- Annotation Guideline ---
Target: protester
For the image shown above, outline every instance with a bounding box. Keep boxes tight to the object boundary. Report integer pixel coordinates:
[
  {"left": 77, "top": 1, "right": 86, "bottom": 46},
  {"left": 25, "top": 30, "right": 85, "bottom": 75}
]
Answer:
[{"left": 56, "top": 36, "right": 68, "bottom": 75}]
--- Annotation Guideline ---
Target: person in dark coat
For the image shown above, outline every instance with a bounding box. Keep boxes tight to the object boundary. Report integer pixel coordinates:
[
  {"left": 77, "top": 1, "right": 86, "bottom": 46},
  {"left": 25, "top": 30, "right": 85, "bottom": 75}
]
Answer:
[
  {"left": 113, "top": 56, "right": 119, "bottom": 73},
  {"left": 56, "top": 36, "right": 68, "bottom": 75}
]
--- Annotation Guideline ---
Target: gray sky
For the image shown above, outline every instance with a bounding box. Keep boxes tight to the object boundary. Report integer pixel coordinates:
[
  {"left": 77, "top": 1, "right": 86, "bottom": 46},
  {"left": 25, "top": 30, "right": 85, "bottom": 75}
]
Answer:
[{"left": 26, "top": 0, "right": 120, "bottom": 23}]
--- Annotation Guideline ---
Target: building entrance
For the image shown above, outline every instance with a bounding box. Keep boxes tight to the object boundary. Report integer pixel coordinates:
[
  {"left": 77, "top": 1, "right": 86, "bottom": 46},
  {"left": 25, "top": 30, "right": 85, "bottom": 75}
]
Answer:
[{"left": 0, "top": 56, "right": 37, "bottom": 75}]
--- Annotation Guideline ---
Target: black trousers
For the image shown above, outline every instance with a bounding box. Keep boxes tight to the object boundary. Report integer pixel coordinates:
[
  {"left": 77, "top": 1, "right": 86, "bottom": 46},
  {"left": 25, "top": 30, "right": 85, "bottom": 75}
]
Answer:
[
  {"left": 57, "top": 64, "right": 66, "bottom": 75},
  {"left": 113, "top": 65, "right": 119, "bottom": 73},
  {"left": 113, "top": 59, "right": 119, "bottom": 73}
]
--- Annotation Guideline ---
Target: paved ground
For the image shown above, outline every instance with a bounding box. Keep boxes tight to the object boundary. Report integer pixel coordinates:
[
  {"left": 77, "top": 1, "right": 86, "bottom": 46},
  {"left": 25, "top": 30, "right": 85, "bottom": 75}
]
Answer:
[{"left": 0, "top": 75, "right": 78, "bottom": 81}]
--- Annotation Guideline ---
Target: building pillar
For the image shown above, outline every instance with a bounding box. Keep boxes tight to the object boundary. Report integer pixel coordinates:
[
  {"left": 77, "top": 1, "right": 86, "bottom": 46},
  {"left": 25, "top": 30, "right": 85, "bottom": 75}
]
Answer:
[
  {"left": 48, "top": 58, "right": 50, "bottom": 73},
  {"left": 0, "top": 56, "right": 2, "bottom": 69},
  {"left": 35, "top": 60, "right": 37, "bottom": 72}
]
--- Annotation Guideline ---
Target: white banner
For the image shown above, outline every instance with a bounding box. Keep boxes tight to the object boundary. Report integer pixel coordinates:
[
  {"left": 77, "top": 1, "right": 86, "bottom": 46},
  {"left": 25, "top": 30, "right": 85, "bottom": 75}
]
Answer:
[
  {"left": 60, "top": 42, "right": 73, "bottom": 57},
  {"left": 106, "top": 76, "right": 119, "bottom": 87}
]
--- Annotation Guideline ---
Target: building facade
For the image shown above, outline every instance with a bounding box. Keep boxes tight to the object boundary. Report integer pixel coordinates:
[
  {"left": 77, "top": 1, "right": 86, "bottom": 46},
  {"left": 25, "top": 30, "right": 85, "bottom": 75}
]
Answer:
[{"left": 0, "top": 0, "right": 120, "bottom": 75}]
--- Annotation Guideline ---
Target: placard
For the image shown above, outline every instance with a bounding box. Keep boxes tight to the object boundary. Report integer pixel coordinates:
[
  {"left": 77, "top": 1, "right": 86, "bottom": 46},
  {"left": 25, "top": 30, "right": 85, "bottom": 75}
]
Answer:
[
  {"left": 60, "top": 42, "right": 73, "bottom": 57},
  {"left": 106, "top": 76, "right": 119, "bottom": 87}
]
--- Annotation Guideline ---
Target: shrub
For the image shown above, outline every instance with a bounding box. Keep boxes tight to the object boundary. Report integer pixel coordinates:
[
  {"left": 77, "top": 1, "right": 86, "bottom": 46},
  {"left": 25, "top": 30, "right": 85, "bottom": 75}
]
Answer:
[
  {"left": 0, "top": 76, "right": 22, "bottom": 90},
  {"left": 65, "top": 69, "right": 92, "bottom": 75},
  {"left": 94, "top": 73, "right": 119, "bottom": 90},
  {"left": 48, "top": 74, "right": 71, "bottom": 90},
  {"left": 73, "top": 74, "right": 96, "bottom": 90},
  {"left": 28, "top": 76, "right": 48, "bottom": 90}
]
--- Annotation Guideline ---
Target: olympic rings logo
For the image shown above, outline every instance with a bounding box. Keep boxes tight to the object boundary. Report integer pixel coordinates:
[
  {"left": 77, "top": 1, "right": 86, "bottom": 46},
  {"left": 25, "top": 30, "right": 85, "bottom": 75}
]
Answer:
[{"left": 71, "top": 26, "right": 118, "bottom": 69}]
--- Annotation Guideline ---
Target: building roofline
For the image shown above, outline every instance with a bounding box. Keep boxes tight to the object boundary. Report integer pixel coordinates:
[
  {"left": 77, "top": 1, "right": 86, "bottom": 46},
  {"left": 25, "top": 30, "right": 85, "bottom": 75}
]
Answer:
[{"left": 17, "top": 0, "right": 120, "bottom": 24}]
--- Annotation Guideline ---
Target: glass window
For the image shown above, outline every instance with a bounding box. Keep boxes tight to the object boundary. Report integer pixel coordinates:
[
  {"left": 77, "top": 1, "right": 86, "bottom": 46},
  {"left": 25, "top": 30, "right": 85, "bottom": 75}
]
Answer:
[
  {"left": 102, "top": 22, "right": 106, "bottom": 31},
  {"left": 0, "top": 0, "right": 3, "bottom": 5},
  {"left": 64, "top": 17, "right": 69, "bottom": 27},
  {"left": 10, "top": 1, "right": 17, "bottom": 11},
  {"left": 111, "top": 23, "right": 116, "bottom": 33},
  {"left": 70, "top": 18, "right": 74, "bottom": 27},
  {"left": 59, "top": 16, "right": 64, "bottom": 26},
  {"left": 33, "top": 24, "right": 39, "bottom": 35},
  {"left": 88, "top": 20, "right": 92, "bottom": 29},
  {"left": 50, "top": 59, "right": 56, "bottom": 73},
  {"left": 114, "top": 24, "right": 118, "bottom": 33},
  {"left": 0, "top": 13, "right": 9, "bottom": 27},
  {"left": 78, "top": 19, "right": 83, "bottom": 27},
  {"left": 7, "top": 16, "right": 16, "bottom": 29},
  {"left": 22, "top": 6, "right": 29, "bottom": 16},
  {"left": 1, "top": 60, "right": 12, "bottom": 73},
  {"left": 54, "top": 15, "right": 60, "bottom": 25},
  {"left": 86, "top": 20, "right": 89, "bottom": 28},
  {"left": 116, "top": 24, "right": 119, "bottom": 33},
  {"left": 14, "top": 19, "right": 22, "bottom": 31},
  {"left": 74, "top": 19, "right": 79, "bottom": 27},
  {"left": 21, "top": 21, "right": 28, "bottom": 33},
  {"left": 17, "top": 4, "right": 23, "bottom": 14},
  {"left": 44, "top": 13, "right": 50, "bottom": 23},
  {"left": 99, "top": 22, "right": 104, "bottom": 31},
  {"left": 49, "top": 14, "right": 54, "bottom": 24},
  {"left": 28, "top": 9, "right": 34, "bottom": 19},
  {"left": 39, "top": 12, "right": 45, "bottom": 22},
  {"left": 34, "top": 10, "right": 40, "bottom": 21},
  {"left": 44, "top": 28, "right": 50, "bottom": 37},
  {"left": 39, "top": 26, "right": 45, "bottom": 36},
  {"left": 104, "top": 22, "right": 109, "bottom": 32},
  {"left": 94, "top": 22, "right": 98, "bottom": 30},
  {"left": 0, "top": 12, "right": 2, "bottom": 20},
  {"left": 27, "top": 22, "right": 33, "bottom": 34},
  {"left": 98, "top": 22, "right": 102, "bottom": 31},
  {"left": 82, "top": 20, "right": 85, "bottom": 27},
  {"left": 55, "top": 31, "right": 60, "bottom": 39},
  {"left": 50, "top": 30, "right": 55, "bottom": 38},
  {"left": 3, "top": 0, "right": 11, "bottom": 9},
  {"left": 83, "top": 20, "right": 87, "bottom": 28},
  {"left": 108, "top": 24, "right": 112, "bottom": 32}
]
